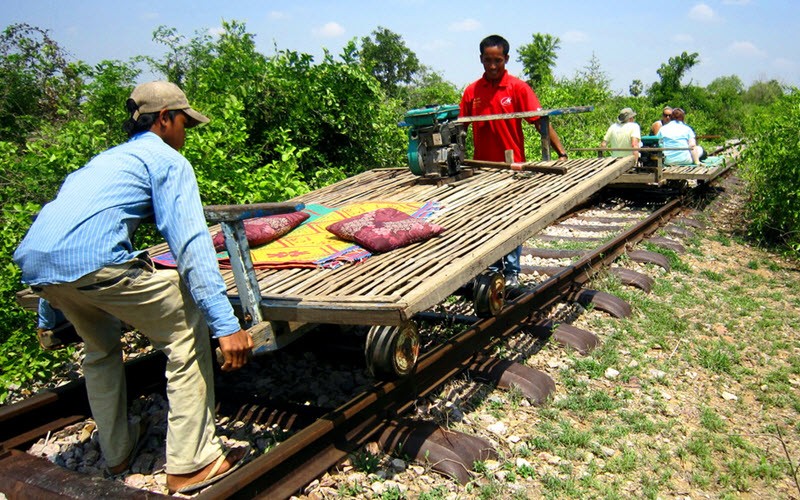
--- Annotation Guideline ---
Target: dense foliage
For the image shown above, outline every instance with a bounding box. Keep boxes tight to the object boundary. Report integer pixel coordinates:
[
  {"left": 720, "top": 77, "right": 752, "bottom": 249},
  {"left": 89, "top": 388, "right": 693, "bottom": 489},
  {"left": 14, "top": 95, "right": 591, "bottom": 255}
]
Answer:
[
  {"left": 0, "top": 22, "right": 796, "bottom": 403},
  {"left": 740, "top": 89, "right": 800, "bottom": 251}
]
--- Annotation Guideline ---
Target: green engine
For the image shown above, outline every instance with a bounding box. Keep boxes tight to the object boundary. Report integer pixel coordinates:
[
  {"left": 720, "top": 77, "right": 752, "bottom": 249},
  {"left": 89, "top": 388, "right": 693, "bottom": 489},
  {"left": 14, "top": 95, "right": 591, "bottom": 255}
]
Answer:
[{"left": 401, "top": 105, "right": 467, "bottom": 178}]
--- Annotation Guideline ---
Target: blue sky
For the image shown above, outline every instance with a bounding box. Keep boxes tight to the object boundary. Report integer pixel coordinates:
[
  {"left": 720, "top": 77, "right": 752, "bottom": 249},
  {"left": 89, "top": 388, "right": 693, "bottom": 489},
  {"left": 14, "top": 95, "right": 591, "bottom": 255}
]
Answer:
[{"left": 3, "top": 0, "right": 797, "bottom": 95}]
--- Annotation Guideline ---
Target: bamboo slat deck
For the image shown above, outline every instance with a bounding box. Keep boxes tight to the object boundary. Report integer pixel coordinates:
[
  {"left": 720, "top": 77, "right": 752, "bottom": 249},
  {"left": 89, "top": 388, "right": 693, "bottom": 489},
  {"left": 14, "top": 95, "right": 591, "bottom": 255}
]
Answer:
[
  {"left": 662, "top": 163, "right": 729, "bottom": 180},
  {"left": 149, "top": 157, "right": 634, "bottom": 327},
  {"left": 611, "top": 161, "right": 730, "bottom": 186}
]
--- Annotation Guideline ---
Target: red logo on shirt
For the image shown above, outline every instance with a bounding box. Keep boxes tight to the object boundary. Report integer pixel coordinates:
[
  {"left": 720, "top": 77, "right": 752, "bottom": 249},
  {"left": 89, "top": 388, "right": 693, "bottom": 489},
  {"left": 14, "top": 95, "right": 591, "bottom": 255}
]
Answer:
[{"left": 500, "top": 97, "right": 512, "bottom": 107}]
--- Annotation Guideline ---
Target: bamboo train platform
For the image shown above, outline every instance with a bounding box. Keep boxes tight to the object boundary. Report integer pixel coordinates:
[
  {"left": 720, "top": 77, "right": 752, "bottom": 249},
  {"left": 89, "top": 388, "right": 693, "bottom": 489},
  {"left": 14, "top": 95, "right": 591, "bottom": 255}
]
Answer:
[
  {"left": 610, "top": 161, "right": 731, "bottom": 186},
  {"left": 149, "top": 156, "right": 635, "bottom": 328},
  {"left": 589, "top": 139, "right": 742, "bottom": 188}
]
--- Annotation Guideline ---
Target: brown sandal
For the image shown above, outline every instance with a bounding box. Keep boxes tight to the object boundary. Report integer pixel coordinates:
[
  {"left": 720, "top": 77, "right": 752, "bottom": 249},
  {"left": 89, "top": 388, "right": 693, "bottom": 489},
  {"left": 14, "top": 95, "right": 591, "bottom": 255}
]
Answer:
[{"left": 168, "top": 445, "right": 250, "bottom": 494}]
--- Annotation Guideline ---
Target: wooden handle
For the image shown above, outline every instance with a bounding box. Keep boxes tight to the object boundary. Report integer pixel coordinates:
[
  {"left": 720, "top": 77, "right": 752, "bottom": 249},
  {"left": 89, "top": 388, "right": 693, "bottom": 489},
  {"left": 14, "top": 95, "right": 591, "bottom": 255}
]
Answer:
[{"left": 462, "top": 159, "right": 567, "bottom": 174}]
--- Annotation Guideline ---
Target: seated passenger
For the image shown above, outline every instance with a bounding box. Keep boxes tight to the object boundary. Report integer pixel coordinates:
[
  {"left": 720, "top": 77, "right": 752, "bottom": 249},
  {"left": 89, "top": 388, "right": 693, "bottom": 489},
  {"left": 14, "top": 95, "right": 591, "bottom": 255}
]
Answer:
[
  {"left": 601, "top": 107, "right": 641, "bottom": 162},
  {"left": 650, "top": 106, "right": 672, "bottom": 135},
  {"left": 656, "top": 107, "right": 704, "bottom": 165}
]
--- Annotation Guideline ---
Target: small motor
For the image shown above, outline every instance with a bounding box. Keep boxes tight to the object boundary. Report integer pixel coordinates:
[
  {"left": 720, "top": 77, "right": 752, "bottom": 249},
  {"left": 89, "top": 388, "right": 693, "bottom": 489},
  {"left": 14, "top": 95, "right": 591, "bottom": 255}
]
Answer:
[
  {"left": 401, "top": 105, "right": 467, "bottom": 178},
  {"left": 640, "top": 135, "right": 661, "bottom": 168}
]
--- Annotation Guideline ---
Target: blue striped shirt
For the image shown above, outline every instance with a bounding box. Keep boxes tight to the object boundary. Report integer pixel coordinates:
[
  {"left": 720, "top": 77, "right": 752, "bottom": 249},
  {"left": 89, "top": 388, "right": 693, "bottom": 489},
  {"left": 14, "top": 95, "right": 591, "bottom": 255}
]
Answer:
[{"left": 14, "top": 132, "right": 241, "bottom": 338}]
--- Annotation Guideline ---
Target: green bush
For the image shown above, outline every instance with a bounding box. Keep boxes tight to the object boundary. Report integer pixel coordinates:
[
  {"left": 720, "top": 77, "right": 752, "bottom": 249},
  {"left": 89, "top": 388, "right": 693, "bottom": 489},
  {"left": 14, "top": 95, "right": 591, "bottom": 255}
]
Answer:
[
  {"left": 1, "top": 21, "right": 795, "bottom": 404},
  {"left": 741, "top": 89, "right": 800, "bottom": 250}
]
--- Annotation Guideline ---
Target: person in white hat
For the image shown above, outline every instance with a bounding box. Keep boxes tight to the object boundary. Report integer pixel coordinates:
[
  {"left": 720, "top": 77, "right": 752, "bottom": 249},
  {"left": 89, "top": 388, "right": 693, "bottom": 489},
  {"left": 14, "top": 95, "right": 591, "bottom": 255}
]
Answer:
[
  {"left": 14, "top": 81, "right": 252, "bottom": 494},
  {"left": 601, "top": 107, "right": 641, "bottom": 161}
]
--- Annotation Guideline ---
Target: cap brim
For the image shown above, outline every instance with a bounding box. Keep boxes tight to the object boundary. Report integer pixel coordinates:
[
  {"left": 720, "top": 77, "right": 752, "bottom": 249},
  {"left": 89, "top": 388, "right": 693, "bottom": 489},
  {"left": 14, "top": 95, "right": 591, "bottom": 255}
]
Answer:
[{"left": 183, "top": 108, "right": 210, "bottom": 128}]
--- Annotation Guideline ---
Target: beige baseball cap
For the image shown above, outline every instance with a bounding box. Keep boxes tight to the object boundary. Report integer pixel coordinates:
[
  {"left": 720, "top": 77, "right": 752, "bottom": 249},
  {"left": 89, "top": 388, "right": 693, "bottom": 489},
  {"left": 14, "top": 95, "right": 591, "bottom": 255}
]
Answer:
[{"left": 129, "top": 81, "right": 209, "bottom": 127}]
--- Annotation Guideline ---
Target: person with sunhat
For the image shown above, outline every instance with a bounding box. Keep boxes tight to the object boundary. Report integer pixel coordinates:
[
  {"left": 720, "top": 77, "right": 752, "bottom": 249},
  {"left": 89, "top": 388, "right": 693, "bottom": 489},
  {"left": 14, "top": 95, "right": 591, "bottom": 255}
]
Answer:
[
  {"left": 601, "top": 107, "right": 642, "bottom": 162},
  {"left": 14, "top": 81, "right": 252, "bottom": 494}
]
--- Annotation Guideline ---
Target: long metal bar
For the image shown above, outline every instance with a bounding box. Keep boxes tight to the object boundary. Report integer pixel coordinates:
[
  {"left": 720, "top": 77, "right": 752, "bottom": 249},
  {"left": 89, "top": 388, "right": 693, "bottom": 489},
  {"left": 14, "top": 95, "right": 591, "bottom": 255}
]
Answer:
[
  {"left": 221, "top": 220, "right": 263, "bottom": 326},
  {"left": 455, "top": 105, "right": 594, "bottom": 123}
]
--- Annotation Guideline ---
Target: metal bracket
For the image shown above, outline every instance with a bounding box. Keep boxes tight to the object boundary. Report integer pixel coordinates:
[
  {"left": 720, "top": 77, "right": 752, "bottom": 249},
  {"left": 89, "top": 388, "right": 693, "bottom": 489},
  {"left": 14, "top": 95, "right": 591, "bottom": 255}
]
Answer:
[{"left": 203, "top": 202, "right": 305, "bottom": 329}]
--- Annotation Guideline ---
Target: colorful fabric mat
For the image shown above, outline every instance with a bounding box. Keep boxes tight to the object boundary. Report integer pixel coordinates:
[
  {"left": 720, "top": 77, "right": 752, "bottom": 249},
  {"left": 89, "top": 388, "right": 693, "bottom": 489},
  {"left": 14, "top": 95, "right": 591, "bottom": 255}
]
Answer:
[
  {"left": 243, "top": 200, "right": 441, "bottom": 269},
  {"left": 152, "top": 200, "right": 442, "bottom": 270}
]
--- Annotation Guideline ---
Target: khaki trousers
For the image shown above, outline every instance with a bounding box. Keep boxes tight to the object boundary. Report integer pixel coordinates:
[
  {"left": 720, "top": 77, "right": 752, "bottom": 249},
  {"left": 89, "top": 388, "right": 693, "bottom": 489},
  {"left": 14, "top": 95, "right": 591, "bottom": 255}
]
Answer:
[{"left": 38, "top": 257, "right": 222, "bottom": 474}]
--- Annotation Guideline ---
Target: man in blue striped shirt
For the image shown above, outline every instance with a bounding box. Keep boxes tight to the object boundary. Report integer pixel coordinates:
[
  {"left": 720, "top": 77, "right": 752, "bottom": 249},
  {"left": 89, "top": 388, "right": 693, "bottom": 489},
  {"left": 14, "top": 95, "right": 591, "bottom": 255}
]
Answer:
[{"left": 14, "top": 81, "right": 251, "bottom": 494}]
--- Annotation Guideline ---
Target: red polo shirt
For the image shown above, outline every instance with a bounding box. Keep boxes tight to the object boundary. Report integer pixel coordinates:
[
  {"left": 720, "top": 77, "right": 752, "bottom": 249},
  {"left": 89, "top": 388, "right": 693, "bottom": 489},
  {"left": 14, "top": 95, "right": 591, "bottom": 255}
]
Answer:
[{"left": 459, "top": 70, "right": 541, "bottom": 162}]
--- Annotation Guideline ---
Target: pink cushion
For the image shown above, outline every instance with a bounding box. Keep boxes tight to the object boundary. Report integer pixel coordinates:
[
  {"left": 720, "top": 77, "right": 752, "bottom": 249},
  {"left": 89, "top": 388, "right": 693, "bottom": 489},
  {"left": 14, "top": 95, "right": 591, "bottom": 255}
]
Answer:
[
  {"left": 326, "top": 208, "right": 445, "bottom": 253},
  {"left": 212, "top": 211, "right": 310, "bottom": 251}
]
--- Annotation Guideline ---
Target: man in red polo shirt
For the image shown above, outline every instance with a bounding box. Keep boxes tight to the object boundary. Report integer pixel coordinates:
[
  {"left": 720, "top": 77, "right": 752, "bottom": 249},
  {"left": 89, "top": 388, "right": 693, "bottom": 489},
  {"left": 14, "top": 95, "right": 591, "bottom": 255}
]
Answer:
[{"left": 460, "top": 34, "right": 567, "bottom": 286}]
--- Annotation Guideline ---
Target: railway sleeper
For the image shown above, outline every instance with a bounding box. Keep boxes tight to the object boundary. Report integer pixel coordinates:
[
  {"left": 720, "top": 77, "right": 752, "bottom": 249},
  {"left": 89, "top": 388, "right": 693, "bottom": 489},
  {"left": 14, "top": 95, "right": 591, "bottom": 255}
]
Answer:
[
  {"left": 468, "top": 355, "right": 556, "bottom": 406},
  {"left": 627, "top": 249, "right": 671, "bottom": 270},
  {"left": 673, "top": 216, "right": 706, "bottom": 229},
  {"left": 0, "top": 449, "right": 164, "bottom": 499},
  {"left": 525, "top": 319, "right": 600, "bottom": 356},
  {"left": 644, "top": 236, "right": 686, "bottom": 254},
  {"left": 569, "top": 288, "right": 632, "bottom": 318},
  {"left": 664, "top": 224, "right": 694, "bottom": 239},
  {"left": 376, "top": 420, "right": 498, "bottom": 485}
]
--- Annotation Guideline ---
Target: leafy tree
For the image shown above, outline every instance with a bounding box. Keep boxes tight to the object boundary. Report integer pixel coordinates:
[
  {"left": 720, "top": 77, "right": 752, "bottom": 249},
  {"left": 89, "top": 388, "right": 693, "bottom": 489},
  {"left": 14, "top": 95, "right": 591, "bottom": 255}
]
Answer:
[
  {"left": 707, "top": 75, "right": 744, "bottom": 96},
  {"left": 146, "top": 25, "right": 214, "bottom": 90},
  {"left": 405, "top": 67, "right": 461, "bottom": 109},
  {"left": 703, "top": 75, "right": 744, "bottom": 135},
  {"left": 81, "top": 60, "right": 141, "bottom": 133},
  {"left": 0, "top": 23, "right": 85, "bottom": 143},
  {"left": 358, "top": 27, "right": 420, "bottom": 99},
  {"left": 648, "top": 51, "right": 699, "bottom": 104},
  {"left": 743, "top": 79, "right": 784, "bottom": 106},
  {"left": 630, "top": 79, "right": 643, "bottom": 97},
  {"left": 576, "top": 53, "right": 610, "bottom": 94},
  {"left": 517, "top": 33, "right": 561, "bottom": 88},
  {"left": 741, "top": 88, "right": 800, "bottom": 251}
]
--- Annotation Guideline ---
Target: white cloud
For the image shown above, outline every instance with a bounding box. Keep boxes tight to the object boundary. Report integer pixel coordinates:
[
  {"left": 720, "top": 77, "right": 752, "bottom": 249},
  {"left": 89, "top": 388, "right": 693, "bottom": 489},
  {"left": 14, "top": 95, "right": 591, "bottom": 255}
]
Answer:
[
  {"left": 449, "top": 19, "right": 481, "bottom": 32},
  {"left": 269, "top": 11, "right": 289, "bottom": 20},
  {"left": 689, "top": 4, "right": 715, "bottom": 21},
  {"left": 728, "top": 41, "right": 766, "bottom": 58},
  {"left": 562, "top": 30, "right": 588, "bottom": 43},
  {"left": 313, "top": 22, "right": 346, "bottom": 38}
]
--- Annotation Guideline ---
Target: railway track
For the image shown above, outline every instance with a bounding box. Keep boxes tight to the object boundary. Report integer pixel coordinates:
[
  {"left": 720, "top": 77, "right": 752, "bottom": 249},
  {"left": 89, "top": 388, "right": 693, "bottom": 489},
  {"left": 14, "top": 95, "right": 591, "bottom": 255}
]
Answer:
[{"left": 0, "top": 154, "right": 738, "bottom": 498}]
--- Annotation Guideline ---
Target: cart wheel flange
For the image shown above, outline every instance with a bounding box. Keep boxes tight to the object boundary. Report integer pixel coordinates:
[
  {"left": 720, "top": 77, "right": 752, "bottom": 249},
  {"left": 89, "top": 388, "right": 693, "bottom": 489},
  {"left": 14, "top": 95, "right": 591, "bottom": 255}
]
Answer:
[
  {"left": 365, "top": 322, "right": 420, "bottom": 379},
  {"left": 473, "top": 271, "right": 505, "bottom": 317}
]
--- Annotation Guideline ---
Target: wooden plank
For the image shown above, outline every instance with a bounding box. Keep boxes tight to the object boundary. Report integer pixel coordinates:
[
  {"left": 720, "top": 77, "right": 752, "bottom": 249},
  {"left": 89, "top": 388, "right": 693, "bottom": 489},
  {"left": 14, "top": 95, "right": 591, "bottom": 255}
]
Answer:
[
  {"left": 462, "top": 159, "right": 568, "bottom": 174},
  {"left": 399, "top": 157, "right": 635, "bottom": 312}
]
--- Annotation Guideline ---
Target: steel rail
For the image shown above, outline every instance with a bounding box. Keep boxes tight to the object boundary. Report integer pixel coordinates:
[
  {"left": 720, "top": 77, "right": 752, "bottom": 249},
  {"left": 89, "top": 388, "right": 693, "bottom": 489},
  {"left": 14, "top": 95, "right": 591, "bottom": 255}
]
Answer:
[
  {"left": 0, "top": 193, "right": 696, "bottom": 499},
  {"left": 198, "top": 197, "right": 686, "bottom": 499}
]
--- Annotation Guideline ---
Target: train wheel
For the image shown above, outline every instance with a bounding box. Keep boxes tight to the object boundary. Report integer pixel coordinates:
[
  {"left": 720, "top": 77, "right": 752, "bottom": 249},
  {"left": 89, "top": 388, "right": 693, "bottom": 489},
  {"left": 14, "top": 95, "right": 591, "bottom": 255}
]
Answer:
[
  {"left": 473, "top": 271, "right": 505, "bottom": 317},
  {"left": 365, "top": 322, "right": 420, "bottom": 379}
]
